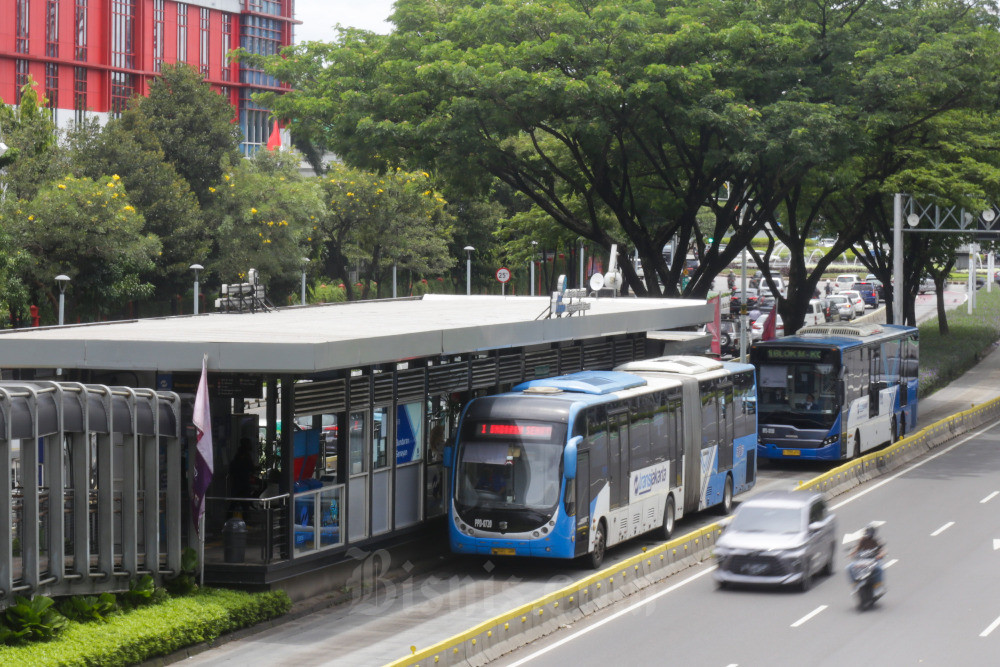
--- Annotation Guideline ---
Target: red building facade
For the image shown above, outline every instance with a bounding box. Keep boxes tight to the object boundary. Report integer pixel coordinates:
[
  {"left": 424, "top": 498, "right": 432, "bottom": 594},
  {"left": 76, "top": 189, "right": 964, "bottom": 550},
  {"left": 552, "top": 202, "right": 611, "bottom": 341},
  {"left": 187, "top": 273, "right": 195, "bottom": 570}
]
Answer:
[{"left": 0, "top": 0, "right": 295, "bottom": 153}]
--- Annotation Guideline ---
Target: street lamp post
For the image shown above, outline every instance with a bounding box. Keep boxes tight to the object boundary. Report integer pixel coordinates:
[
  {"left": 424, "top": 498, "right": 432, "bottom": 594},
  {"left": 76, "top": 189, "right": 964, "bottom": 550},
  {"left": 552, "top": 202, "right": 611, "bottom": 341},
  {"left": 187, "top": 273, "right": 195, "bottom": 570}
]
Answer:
[
  {"left": 190, "top": 264, "right": 203, "bottom": 315},
  {"left": 300, "top": 257, "right": 310, "bottom": 305},
  {"left": 530, "top": 240, "right": 538, "bottom": 296},
  {"left": 464, "top": 245, "right": 475, "bottom": 296},
  {"left": 55, "top": 274, "right": 70, "bottom": 326}
]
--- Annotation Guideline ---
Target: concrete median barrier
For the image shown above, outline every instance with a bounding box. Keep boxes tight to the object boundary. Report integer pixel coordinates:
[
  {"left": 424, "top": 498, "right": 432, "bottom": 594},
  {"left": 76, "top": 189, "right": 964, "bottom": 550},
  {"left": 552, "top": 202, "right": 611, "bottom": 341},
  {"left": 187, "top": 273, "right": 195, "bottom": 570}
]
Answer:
[{"left": 387, "top": 395, "right": 1000, "bottom": 667}]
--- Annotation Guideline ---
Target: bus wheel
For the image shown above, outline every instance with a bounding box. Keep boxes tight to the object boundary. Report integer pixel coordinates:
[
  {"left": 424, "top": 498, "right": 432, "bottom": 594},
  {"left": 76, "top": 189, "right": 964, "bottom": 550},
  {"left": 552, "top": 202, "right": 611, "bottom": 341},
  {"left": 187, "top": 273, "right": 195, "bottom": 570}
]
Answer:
[
  {"left": 660, "top": 495, "right": 676, "bottom": 540},
  {"left": 890, "top": 418, "right": 898, "bottom": 444},
  {"left": 853, "top": 431, "right": 862, "bottom": 459},
  {"left": 717, "top": 475, "right": 734, "bottom": 515},
  {"left": 588, "top": 521, "right": 606, "bottom": 569}
]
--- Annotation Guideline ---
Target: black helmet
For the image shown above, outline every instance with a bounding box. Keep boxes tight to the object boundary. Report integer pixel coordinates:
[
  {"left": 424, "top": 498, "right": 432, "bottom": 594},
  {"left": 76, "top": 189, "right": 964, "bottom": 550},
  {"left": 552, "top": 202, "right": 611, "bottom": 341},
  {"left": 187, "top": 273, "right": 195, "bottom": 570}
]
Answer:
[{"left": 864, "top": 522, "right": 878, "bottom": 539}]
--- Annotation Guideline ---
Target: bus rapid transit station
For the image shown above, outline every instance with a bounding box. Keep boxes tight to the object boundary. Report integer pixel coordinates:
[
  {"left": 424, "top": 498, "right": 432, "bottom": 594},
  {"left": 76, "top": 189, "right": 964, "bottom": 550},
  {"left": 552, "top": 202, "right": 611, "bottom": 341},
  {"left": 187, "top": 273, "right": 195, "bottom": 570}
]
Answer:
[{"left": 0, "top": 293, "right": 712, "bottom": 603}]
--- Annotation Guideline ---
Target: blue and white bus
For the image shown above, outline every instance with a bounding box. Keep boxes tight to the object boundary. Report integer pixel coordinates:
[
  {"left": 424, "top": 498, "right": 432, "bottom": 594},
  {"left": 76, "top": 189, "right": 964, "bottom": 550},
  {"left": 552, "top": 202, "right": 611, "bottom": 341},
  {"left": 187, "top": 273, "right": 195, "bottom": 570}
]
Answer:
[
  {"left": 446, "top": 356, "right": 757, "bottom": 568},
  {"left": 750, "top": 322, "right": 919, "bottom": 461}
]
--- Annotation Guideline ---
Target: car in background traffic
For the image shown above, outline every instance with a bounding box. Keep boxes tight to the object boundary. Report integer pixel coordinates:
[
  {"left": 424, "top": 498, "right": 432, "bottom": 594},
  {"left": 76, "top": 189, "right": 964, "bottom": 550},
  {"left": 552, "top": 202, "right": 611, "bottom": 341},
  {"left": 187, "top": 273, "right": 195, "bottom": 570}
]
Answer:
[
  {"left": 826, "top": 294, "right": 855, "bottom": 320},
  {"left": 840, "top": 289, "right": 866, "bottom": 316},
  {"left": 834, "top": 274, "right": 860, "bottom": 293},
  {"left": 864, "top": 275, "right": 886, "bottom": 301},
  {"left": 804, "top": 299, "right": 827, "bottom": 326},
  {"left": 713, "top": 490, "right": 838, "bottom": 591},
  {"left": 750, "top": 312, "right": 784, "bottom": 340},
  {"left": 705, "top": 318, "right": 749, "bottom": 357},
  {"left": 851, "top": 281, "right": 878, "bottom": 308},
  {"left": 918, "top": 276, "right": 936, "bottom": 294},
  {"left": 729, "top": 288, "right": 759, "bottom": 313}
]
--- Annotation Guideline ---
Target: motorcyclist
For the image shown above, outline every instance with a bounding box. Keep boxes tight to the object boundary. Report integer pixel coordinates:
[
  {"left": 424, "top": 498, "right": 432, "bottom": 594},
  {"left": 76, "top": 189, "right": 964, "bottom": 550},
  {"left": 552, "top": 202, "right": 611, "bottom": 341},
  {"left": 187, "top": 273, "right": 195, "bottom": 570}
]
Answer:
[
  {"left": 727, "top": 270, "right": 736, "bottom": 291},
  {"left": 850, "top": 522, "right": 885, "bottom": 589}
]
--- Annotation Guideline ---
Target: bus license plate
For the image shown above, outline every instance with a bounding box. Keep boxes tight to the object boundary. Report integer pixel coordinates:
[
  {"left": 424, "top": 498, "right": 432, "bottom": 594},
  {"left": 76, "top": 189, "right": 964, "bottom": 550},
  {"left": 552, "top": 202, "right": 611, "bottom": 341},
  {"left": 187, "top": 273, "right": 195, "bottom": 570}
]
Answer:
[
  {"left": 492, "top": 548, "right": 516, "bottom": 556},
  {"left": 784, "top": 449, "right": 801, "bottom": 456}
]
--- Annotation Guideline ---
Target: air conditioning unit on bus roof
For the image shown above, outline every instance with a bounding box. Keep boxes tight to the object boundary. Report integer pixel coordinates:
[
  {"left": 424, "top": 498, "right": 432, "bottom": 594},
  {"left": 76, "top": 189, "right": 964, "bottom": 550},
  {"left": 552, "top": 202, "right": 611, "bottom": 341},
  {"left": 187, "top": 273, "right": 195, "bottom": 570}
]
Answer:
[{"left": 796, "top": 323, "right": 883, "bottom": 337}]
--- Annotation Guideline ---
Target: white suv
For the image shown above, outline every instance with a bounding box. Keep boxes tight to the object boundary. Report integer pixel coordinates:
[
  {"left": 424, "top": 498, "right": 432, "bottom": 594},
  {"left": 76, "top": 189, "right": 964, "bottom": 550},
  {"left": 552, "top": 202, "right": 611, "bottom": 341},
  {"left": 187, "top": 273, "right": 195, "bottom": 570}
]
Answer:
[{"left": 834, "top": 274, "right": 860, "bottom": 293}]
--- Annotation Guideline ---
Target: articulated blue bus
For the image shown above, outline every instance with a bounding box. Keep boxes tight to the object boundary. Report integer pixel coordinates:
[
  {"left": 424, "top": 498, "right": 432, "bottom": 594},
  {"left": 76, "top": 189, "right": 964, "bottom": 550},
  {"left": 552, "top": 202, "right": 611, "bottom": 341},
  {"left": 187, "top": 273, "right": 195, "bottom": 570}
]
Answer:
[
  {"left": 750, "top": 322, "right": 919, "bottom": 461},
  {"left": 446, "top": 356, "right": 757, "bottom": 568}
]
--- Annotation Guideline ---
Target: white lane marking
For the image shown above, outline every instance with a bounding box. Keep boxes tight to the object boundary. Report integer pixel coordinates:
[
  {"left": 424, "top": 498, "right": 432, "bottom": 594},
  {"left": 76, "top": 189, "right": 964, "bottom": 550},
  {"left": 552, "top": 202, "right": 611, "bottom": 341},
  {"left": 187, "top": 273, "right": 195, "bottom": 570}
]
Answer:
[
  {"left": 981, "top": 491, "right": 999, "bottom": 504},
  {"left": 994, "top": 539, "right": 1000, "bottom": 551},
  {"left": 831, "top": 420, "right": 1000, "bottom": 511},
  {"left": 505, "top": 566, "right": 716, "bottom": 666},
  {"left": 931, "top": 521, "right": 955, "bottom": 537},
  {"left": 883, "top": 558, "right": 898, "bottom": 569},
  {"left": 980, "top": 615, "right": 1000, "bottom": 637},
  {"left": 791, "top": 605, "right": 828, "bottom": 628},
  {"left": 842, "top": 520, "right": 886, "bottom": 544}
]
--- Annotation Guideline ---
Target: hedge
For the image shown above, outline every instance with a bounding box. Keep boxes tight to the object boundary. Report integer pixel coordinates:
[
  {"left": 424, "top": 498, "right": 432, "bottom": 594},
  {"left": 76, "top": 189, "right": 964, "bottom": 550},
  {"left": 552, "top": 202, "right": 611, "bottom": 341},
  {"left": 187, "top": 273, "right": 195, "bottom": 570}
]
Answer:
[{"left": 0, "top": 588, "right": 291, "bottom": 667}]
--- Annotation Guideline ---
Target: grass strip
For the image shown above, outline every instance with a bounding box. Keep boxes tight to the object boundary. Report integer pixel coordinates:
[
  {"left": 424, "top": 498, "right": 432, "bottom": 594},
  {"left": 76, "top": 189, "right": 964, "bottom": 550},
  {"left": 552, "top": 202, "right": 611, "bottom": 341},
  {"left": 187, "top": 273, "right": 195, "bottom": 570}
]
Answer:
[{"left": 917, "top": 288, "right": 1000, "bottom": 396}]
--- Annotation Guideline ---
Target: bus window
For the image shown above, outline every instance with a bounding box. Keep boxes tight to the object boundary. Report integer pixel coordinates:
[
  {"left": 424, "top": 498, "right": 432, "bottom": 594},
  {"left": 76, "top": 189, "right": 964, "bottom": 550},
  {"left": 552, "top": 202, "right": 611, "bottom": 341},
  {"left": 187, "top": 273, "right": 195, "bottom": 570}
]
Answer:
[{"left": 587, "top": 408, "right": 608, "bottom": 504}]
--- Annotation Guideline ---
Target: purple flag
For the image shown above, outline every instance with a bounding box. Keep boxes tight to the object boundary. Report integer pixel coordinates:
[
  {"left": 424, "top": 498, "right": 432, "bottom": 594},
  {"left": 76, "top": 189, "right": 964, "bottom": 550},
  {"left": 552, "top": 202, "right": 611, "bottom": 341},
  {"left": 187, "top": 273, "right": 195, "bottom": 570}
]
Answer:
[{"left": 192, "top": 355, "right": 214, "bottom": 534}]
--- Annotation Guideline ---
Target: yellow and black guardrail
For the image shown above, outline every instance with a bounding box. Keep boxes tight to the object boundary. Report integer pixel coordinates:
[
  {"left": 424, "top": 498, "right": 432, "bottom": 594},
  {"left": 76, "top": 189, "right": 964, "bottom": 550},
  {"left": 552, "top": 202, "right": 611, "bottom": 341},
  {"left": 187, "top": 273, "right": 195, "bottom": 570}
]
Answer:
[{"left": 388, "top": 394, "right": 1000, "bottom": 667}]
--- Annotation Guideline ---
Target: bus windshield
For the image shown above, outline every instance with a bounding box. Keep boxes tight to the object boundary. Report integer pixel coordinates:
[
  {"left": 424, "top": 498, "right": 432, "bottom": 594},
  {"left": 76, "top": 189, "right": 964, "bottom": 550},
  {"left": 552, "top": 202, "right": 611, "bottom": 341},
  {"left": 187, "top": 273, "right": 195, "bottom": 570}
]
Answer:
[
  {"left": 455, "top": 422, "right": 566, "bottom": 513},
  {"left": 756, "top": 359, "right": 840, "bottom": 428}
]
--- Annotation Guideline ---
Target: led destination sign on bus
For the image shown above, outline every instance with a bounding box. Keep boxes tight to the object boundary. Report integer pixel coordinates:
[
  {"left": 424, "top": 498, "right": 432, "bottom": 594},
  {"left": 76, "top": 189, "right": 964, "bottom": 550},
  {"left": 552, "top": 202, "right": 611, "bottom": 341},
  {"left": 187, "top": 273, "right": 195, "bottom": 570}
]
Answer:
[
  {"left": 478, "top": 423, "right": 554, "bottom": 439},
  {"left": 762, "top": 349, "right": 826, "bottom": 361}
]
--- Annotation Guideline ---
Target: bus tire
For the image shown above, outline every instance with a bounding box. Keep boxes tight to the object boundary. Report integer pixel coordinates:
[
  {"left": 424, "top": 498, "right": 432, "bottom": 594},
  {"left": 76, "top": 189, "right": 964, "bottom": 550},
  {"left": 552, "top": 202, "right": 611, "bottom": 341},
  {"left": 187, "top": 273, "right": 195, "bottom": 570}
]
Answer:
[
  {"left": 853, "top": 431, "right": 862, "bottom": 459},
  {"left": 717, "top": 475, "right": 734, "bottom": 515},
  {"left": 660, "top": 495, "right": 676, "bottom": 540},
  {"left": 890, "top": 418, "right": 898, "bottom": 444},
  {"left": 588, "top": 520, "right": 606, "bottom": 569}
]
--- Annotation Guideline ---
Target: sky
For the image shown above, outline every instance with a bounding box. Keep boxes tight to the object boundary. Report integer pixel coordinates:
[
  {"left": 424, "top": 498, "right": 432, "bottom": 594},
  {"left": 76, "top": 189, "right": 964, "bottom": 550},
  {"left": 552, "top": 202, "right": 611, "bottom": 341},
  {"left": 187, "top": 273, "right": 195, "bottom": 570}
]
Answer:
[{"left": 293, "top": 0, "right": 396, "bottom": 43}]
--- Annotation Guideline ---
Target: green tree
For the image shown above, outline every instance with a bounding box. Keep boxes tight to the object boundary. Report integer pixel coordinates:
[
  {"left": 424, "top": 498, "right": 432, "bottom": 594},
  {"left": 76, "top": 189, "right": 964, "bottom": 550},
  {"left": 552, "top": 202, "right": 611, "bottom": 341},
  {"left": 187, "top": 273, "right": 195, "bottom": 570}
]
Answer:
[
  {"left": 8, "top": 176, "right": 160, "bottom": 321},
  {"left": 119, "top": 63, "right": 242, "bottom": 205},
  {"left": 245, "top": 0, "right": 1000, "bottom": 335},
  {"left": 205, "top": 152, "right": 322, "bottom": 302},
  {"left": 64, "top": 119, "right": 209, "bottom": 301},
  {"left": 314, "top": 164, "right": 454, "bottom": 299},
  {"left": 0, "top": 77, "right": 59, "bottom": 201}
]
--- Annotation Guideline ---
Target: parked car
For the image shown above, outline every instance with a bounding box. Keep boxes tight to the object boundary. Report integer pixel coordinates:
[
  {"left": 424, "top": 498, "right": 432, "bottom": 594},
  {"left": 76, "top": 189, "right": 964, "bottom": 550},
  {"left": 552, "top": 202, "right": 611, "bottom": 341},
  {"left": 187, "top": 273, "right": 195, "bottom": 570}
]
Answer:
[
  {"left": 834, "top": 274, "right": 860, "bottom": 293},
  {"left": 840, "top": 289, "right": 866, "bottom": 316},
  {"left": 713, "top": 490, "right": 838, "bottom": 590},
  {"left": 750, "top": 312, "right": 785, "bottom": 340},
  {"left": 851, "top": 281, "right": 879, "bottom": 308},
  {"left": 918, "top": 276, "right": 936, "bottom": 294},
  {"left": 827, "top": 294, "right": 855, "bottom": 320},
  {"left": 804, "top": 299, "right": 827, "bottom": 326}
]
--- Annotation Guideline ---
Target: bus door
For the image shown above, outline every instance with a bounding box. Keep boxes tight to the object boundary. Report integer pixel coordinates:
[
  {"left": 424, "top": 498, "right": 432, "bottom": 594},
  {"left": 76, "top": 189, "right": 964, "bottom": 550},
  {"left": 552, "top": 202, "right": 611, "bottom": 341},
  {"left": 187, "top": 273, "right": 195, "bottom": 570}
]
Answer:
[
  {"left": 575, "top": 451, "right": 590, "bottom": 557},
  {"left": 718, "top": 383, "right": 734, "bottom": 472},
  {"left": 607, "top": 410, "right": 629, "bottom": 509},
  {"left": 868, "top": 348, "right": 880, "bottom": 418}
]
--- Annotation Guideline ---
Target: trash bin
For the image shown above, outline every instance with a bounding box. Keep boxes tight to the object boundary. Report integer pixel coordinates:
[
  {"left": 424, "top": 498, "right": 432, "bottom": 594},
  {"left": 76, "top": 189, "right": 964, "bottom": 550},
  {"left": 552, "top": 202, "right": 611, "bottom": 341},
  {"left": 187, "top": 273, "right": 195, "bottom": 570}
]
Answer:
[{"left": 222, "top": 517, "right": 247, "bottom": 563}]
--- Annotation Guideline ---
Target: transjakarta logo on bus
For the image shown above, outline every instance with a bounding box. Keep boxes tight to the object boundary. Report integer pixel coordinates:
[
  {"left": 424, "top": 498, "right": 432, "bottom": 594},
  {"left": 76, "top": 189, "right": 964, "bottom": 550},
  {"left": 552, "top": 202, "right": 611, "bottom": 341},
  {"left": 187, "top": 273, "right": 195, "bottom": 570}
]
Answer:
[{"left": 630, "top": 462, "right": 671, "bottom": 502}]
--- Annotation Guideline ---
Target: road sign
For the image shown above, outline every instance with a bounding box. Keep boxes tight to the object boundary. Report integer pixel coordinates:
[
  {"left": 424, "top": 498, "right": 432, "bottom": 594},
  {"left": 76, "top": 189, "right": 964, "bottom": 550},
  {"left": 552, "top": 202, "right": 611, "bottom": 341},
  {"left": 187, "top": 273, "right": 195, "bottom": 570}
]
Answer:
[{"left": 496, "top": 267, "right": 511, "bottom": 283}]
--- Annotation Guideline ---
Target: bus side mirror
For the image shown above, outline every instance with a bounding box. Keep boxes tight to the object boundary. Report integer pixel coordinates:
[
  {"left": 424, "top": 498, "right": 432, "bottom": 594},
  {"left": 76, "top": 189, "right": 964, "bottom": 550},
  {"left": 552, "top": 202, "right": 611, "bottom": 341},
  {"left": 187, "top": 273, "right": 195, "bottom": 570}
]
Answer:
[
  {"left": 443, "top": 446, "right": 453, "bottom": 468},
  {"left": 838, "top": 381, "right": 846, "bottom": 404},
  {"left": 564, "top": 436, "right": 582, "bottom": 480}
]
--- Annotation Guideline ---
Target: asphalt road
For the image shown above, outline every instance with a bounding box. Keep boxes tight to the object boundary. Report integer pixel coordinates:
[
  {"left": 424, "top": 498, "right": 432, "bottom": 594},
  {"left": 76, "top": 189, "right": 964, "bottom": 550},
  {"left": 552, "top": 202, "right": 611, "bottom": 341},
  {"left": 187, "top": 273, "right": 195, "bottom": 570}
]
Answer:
[{"left": 501, "top": 418, "right": 1000, "bottom": 667}]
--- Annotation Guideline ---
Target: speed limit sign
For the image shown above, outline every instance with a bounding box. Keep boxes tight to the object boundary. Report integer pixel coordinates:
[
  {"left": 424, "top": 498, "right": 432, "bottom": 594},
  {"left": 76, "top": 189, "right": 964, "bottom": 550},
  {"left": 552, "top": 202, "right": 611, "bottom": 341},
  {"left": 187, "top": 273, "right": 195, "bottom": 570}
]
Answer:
[{"left": 496, "top": 267, "right": 511, "bottom": 283}]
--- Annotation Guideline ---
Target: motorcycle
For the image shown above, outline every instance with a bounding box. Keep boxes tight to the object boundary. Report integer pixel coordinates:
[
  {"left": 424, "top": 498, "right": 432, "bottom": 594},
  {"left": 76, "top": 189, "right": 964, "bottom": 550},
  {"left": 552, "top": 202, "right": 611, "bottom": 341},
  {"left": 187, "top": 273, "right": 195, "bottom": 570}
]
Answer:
[{"left": 847, "top": 548, "right": 885, "bottom": 611}]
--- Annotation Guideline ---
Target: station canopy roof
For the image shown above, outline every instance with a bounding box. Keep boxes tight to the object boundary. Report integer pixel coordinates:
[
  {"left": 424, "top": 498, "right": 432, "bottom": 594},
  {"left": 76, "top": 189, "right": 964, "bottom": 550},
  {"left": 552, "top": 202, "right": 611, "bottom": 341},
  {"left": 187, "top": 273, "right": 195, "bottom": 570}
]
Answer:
[{"left": 0, "top": 295, "right": 712, "bottom": 374}]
